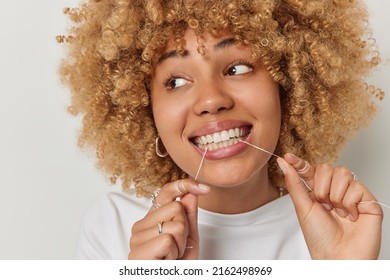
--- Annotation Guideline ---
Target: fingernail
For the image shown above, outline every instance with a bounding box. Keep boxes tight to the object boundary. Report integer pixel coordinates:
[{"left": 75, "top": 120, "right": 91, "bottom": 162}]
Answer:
[
  {"left": 286, "top": 153, "right": 299, "bottom": 160},
  {"left": 197, "top": 184, "right": 210, "bottom": 192},
  {"left": 348, "top": 214, "right": 356, "bottom": 222},
  {"left": 335, "top": 208, "right": 347, "bottom": 217},
  {"left": 321, "top": 203, "right": 332, "bottom": 211},
  {"left": 277, "top": 158, "right": 288, "bottom": 174}
]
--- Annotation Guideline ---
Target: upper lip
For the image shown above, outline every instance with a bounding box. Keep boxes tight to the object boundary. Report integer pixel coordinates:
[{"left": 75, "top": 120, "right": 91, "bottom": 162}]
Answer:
[{"left": 188, "top": 120, "right": 252, "bottom": 141}]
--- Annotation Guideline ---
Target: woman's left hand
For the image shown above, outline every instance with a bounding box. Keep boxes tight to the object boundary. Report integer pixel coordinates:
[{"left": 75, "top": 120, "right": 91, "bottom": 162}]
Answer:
[{"left": 277, "top": 153, "right": 383, "bottom": 259}]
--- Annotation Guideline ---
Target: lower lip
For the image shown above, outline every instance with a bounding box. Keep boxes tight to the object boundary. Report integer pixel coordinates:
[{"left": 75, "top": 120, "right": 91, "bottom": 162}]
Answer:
[{"left": 193, "top": 131, "right": 253, "bottom": 160}]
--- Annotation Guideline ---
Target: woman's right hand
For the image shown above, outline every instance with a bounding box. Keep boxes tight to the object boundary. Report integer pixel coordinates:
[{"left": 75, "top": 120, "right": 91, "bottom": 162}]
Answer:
[{"left": 128, "top": 179, "right": 210, "bottom": 260}]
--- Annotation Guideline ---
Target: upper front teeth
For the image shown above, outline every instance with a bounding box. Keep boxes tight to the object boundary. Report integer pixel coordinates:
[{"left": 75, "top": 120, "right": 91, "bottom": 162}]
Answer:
[{"left": 195, "top": 128, "right": 245, "bottom": 145}]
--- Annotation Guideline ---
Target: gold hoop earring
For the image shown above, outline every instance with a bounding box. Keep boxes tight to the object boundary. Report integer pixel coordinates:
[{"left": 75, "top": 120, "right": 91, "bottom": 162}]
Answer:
[{"left": 155, "top": 136, "right": 168, "bottom": 158}]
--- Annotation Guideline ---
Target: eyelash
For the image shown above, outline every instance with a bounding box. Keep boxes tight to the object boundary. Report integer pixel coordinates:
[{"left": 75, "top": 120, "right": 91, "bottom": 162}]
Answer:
[
  {"left": 164, "top": 74, "right": 189, "bottom": 90},
  {"left": 163, "top": 59, "right": 256, "bottom": 90},
  {"left": 224, "top": 59, "right": 255, "bottom": 76}
]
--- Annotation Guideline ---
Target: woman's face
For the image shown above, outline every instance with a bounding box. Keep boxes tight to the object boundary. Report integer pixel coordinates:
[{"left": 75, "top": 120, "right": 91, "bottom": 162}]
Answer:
[{"left": 151, "top": 29, "right": 281, "bottom": 188}]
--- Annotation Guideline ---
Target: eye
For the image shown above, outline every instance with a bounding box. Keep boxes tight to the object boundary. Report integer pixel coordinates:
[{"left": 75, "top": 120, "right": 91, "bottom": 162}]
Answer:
[
  {"left": 226, "top": 62, "right": 253, "bottom": 76},
  {"left": 165, "top": 76, "right": 189, "bottom": 90}
]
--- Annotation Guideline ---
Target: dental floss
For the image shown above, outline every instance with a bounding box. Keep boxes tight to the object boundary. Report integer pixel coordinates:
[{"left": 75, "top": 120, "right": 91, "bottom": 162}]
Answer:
[
  {"left": 183, "top": 147, "right": 208, "bottom": 251},
  {"left": 238, "top": 139, "right": 389, "bottom": 209},
  {"left": 195, "top": 145, "right": 209, "bottom": 181},
  {"left": 239, "top": 139, "right": 280, "bottom": 158},
  {"left": 359, "top": 201, "right": 390, "bottom": 209},
  {"left": 299, "top": 178, "right": 313, "bottom": 192},
  {"left": 239, "top": 139, "right": 313, "bottom": 192}
]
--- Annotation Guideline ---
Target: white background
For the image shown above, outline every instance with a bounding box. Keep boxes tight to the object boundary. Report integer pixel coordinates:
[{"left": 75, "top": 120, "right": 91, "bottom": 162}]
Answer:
[{"left": 0, "top": 0, "right": 389, "bottom": 259}]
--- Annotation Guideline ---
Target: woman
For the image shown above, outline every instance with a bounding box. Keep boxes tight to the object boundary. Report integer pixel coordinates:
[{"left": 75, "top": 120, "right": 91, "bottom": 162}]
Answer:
[{"left": 59, "top": 0, "right": 384, "bottom": 259}]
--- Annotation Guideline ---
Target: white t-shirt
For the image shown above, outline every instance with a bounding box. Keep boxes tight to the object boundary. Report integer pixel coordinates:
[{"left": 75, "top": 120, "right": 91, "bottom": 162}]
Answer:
[{"left": 77, "top": 190, "right": 311, "bottom": 259}]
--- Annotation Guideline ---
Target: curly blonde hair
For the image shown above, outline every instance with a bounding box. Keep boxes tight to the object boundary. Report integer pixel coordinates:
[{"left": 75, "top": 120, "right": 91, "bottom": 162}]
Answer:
[{"left": 58, "top": 0, "right": 383, "bottom": 197}]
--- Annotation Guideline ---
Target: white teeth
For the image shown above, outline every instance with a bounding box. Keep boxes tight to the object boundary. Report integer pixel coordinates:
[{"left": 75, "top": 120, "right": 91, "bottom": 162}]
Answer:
[
  {"left": 213, "top": 132, "right": 222, "bottom": 143},
  {"left": 193, "top": 127, "right": 249, "bottom": 148},
  {"left": 206, "top": 137, "right": 241, "bottom": 151},
  {"left": 221, "top": 130, "right": 230, "bottom": 142}
]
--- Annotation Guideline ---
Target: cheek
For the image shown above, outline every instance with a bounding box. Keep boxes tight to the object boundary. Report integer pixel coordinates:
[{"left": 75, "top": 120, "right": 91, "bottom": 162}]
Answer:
[
  {"left": 151, "top": 93, "right": 188, "bottom": 138},
  {"left": 241, "top": 82, "right": 281, "bottom": 118},
  {"left": 241, "top": 83, "right": 281, "bottom": 140},
  {"left": 261, "top": 94, "right": 281, "bottom": 136},
  {"left": 152, "top": 96, "right": 196, "bottom": 174}
]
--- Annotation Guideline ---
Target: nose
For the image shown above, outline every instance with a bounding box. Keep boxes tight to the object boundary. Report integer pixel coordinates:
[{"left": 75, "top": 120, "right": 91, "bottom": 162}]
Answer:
[{"left": 192, "top": 79, "right": 234, "bottom": 116}]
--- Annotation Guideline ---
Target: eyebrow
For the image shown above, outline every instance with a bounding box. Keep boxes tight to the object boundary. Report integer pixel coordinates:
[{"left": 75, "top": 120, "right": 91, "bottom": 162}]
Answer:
[
  {"left": 214, "top": 37, "right": 237, "bottom": 51},
  {"left": 158, "top": 37, "right": 237, "bottom": 63}
]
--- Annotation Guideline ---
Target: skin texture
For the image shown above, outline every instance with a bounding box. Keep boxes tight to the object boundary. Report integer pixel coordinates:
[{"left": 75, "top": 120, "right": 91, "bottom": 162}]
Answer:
[
  {"left": 59, "top": 0, "right": 382, "bottom": 197},
  {"left": 278, "top": 155, "right": 383, "bottom": 259},
  {"left": 151, "top": 30, "right": 281, "bottom": 214},
  {"left": 128, "top": 30, "right": 383, "bottom": 260}
]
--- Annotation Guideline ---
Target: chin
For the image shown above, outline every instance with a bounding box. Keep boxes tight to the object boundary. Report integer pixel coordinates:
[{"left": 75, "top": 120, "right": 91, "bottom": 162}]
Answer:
[{"left": 195, "top": 164, "right": 265, "bottom": 189}]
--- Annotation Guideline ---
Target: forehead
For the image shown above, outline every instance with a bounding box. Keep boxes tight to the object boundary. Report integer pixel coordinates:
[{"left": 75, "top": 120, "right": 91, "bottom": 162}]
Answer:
[{"left": 160, "top": 28, "right": 239, "bottom": 60}]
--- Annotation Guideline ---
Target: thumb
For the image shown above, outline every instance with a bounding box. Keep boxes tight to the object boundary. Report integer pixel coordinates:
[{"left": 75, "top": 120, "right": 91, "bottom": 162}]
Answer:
[{"left": 277, "top": 157, "right": 314, "bottom": 219}]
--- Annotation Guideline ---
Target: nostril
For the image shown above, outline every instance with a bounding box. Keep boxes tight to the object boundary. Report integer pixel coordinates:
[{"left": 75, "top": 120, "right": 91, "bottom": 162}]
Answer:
[
  {"left": 193, "top": 87, "right": 234, "bottom": 115},
  {"left": 200, "top": 106, "right": 229, "bottom": 115}
]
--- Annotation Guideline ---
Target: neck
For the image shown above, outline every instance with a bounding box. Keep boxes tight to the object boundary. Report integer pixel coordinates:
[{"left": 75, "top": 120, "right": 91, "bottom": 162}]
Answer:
[{"left": 197, "top": 171, "right": 280, "bottom": 214}]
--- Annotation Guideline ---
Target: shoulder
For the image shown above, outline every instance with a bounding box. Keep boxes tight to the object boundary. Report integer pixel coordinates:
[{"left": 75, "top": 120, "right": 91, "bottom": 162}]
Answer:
[
  {"left": 82, "top": 190, "right": 150, "bottom": 229},
  {"left": 77, "top": 189, "right": 150, "bottom": 259},
  {"left": 96, "top": 190, "right": 150, "bottom": 215}
]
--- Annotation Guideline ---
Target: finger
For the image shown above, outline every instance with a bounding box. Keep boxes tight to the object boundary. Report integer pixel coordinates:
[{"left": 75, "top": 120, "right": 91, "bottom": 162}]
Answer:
[
  {"left": 328, "top": 166, "right": 355, "bottom": 218},
  {"left": 129, "top": 234, "right": 179, "bottom": 260},
  {"left": 277, "top": 157, "right": 314, "bottom": 219},
  {"left": 284, "top": 153, "right": 315, "bottom": 181},
  {"left": 312, "top": 163, "right": 333, "bottom": 211},
  {"left": 142, "top": 201, "right": 187, "bottom": 230},
  {"left": 343, "top": 181, "right": 383, "bottom": 221},
  {"left": 131, "top": 219, "right": 189, "bottom": 256},
  {"left": 132, "top": 201, "right": 190, "bottom": 258},
  {"left": 149, "top": 179, "right": 209, "bottom": 213},
  {"left": 342, "top": 180, "right": 361, "bottom": 221}
]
